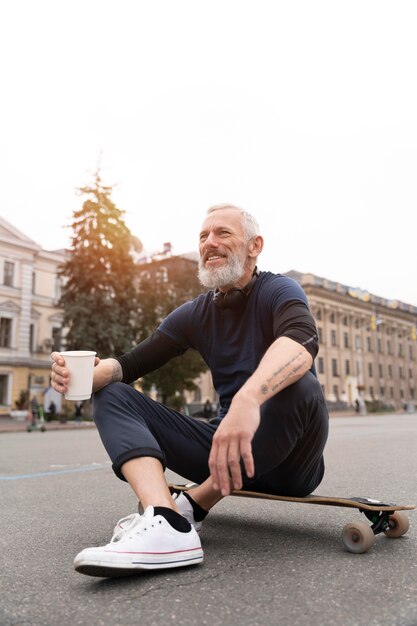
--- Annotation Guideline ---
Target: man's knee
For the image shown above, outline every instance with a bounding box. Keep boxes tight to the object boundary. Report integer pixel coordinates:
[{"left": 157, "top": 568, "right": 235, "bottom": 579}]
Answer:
[
  {"left": 263, "top": 371, "right": 323, "bottom": 420},
  {"left": 93, "top": 382, "right": 137, "bottom": 424},
  {"left": 283, "top": 371, "right": 322, "bottom": 402}
]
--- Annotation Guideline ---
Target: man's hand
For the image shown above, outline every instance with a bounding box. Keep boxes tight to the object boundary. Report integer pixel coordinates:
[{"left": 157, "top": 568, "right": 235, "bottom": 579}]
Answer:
[
  {"left": 208, "top": 395, "right": 260, "bottom": 496},
  {"left": 50, "top": 352, "right": 70, "bottom": 395},
  {"left": 50, "top": 352, "right": 121, "bottom": 395}
]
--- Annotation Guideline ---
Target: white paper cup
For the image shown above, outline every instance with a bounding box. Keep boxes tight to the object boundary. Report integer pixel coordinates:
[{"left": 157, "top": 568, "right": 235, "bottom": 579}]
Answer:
[{"left": 59, "top": 351, "right": 97, "bottom": 401}]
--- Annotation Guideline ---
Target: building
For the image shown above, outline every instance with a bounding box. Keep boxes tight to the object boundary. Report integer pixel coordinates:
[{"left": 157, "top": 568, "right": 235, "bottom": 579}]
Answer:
[
  {"left": 287, "top": 270, "right": 417, "bottom": 412},
  {"left": 0, "top": 218, "right": 66, "bottom": 415}
]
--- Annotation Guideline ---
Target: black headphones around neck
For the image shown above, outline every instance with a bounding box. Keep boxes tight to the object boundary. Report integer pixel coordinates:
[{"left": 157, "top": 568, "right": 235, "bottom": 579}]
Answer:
[{"left": 213, "top": 267, "right": 260, "bottom": 310}]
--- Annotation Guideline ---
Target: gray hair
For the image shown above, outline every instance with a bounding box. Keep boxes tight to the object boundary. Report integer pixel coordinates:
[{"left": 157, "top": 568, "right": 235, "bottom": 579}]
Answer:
[{"left": 206, "top": 204, "right": 260, "bottom": 242}]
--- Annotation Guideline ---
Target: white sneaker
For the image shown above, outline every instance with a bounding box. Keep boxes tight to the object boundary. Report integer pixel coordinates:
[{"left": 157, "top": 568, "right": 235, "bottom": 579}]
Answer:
[
  {"left": 74, "top": 506, "right": 203, "bottom": 577},
  {"left": 138, "top": 492, "right": 203, "bottom": 533}
]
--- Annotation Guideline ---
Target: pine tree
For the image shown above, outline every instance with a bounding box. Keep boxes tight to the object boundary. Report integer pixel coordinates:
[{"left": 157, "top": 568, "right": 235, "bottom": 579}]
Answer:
[{"left": 59, "top": 171, "right": 139, "bottom": 357}]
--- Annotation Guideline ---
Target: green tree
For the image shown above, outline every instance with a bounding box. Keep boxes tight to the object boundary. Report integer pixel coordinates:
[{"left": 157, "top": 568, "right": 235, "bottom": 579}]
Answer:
[
  {"left": 59, "top": 171, "right": 139, "bottom": 356},
  {"left": 137, "top": 259, "right": 208, "bottom": 408}
]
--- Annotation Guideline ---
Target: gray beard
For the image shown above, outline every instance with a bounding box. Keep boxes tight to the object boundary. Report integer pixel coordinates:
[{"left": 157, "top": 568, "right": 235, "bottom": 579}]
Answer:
[{"left": 198, "top": 252, "right": 246, "bottom": 289}]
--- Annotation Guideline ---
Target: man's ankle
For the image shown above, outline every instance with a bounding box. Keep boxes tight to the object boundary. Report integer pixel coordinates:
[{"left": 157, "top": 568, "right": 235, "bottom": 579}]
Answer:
[
  {"left": 182, "top": 491, "right": 209, "bottom": 522},
  {"left": 153, "top": 507, "right": 192, "bottom": 532}
]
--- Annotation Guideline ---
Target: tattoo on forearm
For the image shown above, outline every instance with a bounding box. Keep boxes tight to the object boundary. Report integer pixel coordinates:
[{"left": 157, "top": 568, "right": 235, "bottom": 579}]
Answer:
[
  {"left": 260, "top": 352, "right": 305, "bottom": 396},
  {"left": 111, "top": 360, "right": 123, "bottom": 382},
  {"left": 270, "top": 362, "right": 304, "bottom": 392}
]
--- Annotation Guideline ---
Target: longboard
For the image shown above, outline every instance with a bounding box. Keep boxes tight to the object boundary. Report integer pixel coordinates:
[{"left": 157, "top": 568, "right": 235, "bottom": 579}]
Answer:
[{"left": 169, "top": 483, "right": 415, "bottom": 554}]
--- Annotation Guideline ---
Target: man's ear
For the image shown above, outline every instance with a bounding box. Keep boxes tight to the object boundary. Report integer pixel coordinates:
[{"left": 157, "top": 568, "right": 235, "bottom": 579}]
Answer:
[{"left": 248, "top": 235, "right": 264, "bottom": 258}]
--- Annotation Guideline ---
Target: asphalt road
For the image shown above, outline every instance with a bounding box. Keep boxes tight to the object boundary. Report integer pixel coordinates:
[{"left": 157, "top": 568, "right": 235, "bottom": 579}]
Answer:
[{"left": 1, "top": 413, "right": 416, "bottom": 626}]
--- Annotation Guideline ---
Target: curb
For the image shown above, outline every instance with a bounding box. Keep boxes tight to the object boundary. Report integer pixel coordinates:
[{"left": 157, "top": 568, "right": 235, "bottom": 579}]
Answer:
[{"left": 0, "top": 420, "right": 96, "bottom": 434}]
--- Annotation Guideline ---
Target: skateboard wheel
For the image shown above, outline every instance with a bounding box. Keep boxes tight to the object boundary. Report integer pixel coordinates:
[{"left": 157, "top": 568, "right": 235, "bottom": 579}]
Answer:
[
  {"left": 342, "top": 521, "right": 375, "bottom": 554},
  {"left": 383, "top": 512, "right": 410, "bottom": 538}
]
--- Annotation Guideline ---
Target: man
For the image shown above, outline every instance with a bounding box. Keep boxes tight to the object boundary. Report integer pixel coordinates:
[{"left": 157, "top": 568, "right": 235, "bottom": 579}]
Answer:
[{"left": 50, "top": 204, "right": 329, "bottom": 577}]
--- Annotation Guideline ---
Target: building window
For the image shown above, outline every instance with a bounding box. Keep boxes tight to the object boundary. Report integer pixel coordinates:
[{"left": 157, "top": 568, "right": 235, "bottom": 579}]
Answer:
[
  {"left": 55, "top": 277, "right": 62, "bottom": 301},
  {"left": 3, "top": 261, "right": 14, "bottom": 287},
  {"left": 29, "top": 324, "right": 34, "bottom": 352},
  {"left": 355, "top": 335, "right": 361, "bottom": 350},
  {"left": 387, "top": 340, "right": 392, "bottom": 355},
  {"left": 330, "top": 312, "right": 335, "bottom": 323},
  {"left": 380, "top": 386, "right": 385, "bottom": 397},
  {"left": 0, "top": 318, "right": 12, "bottom": 348},
  {"left": 370, "top": 386, "right": 374, "bottom": 399},
  {"left": 409, "top": 369, "right": 413, "bottom": 380},
  {"left": 389, "top": 387, "right": 394, "bottom": 399},
  {"left": 342, "top": 316, "right": 348, "bottom": 326},
  {"left": 317, "top": 327, "right": 323, "bottom": 343},
  {"left": 332, "top": 359, "right": 338, "bottom": 376},
  {"left": 377, "top": 338, "right": 382, "bottom": 353},
  {"left": 398, "top": 343, "right": 403, "bottom": 357},
  {"left": 368, "top": 362, "right": 373, "bottom": 377},
  {"left": 0, "top": 374, "right": 7, "bottom": 404},
  {"left": 388, "top": 364, "right": 393, "bottom": 378},
  {"left": 399, "top": 366, "right": 404, "bottom": 379},
  {"left": 316, "top": 309, "right": 322, "bottom": 321},
  {"left": 345, "top": 360, "right": 350, "bottom": 375},
  {"left": 343, "top": 332, "right": 349, "bottom": 348},
  {"left": 32, "top": 272, "right": 36, "bottom": 294},
  {"left": 318, "top": 357, "right": 324, "bottom": 374},
  {"left": 156, "top": 267, "right": 169, "bottom": 283},
  {"left": 379, "top": 364, "right": 383, "bottom": 378},
  {"left": 366, "top": 337, "right": 372, "bottom": 352},
  {"left": 333, "top": 385, "right": 339, "bottom": 400},
  {"left": 411, "top": 388, "right": 415, "bottom": 399},
  {"left": 400, "top": 389, "right": 404, "bottom": 399},
  {"left": 52, "top": 327, "right": 62, "bottom": 352},
  {"left": 331, "top": 330, "right": 337, "bottom": 346}
]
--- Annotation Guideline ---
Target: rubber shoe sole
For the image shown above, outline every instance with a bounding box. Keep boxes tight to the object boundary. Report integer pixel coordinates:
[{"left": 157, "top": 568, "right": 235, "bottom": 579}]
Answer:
[{"left": 74, "top": 546, "right": 204, "bottom": 577}]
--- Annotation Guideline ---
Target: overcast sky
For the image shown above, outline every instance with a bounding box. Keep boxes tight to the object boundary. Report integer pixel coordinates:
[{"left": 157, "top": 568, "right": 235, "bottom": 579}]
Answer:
[{"left": 1, "top": 1, "right": 416, "bottom": 306}]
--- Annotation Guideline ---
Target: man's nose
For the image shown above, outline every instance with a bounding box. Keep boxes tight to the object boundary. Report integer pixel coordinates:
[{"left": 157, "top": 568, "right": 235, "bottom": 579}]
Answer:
[{"left": 202, "top": 231, "right": 220, "bottom": 247}]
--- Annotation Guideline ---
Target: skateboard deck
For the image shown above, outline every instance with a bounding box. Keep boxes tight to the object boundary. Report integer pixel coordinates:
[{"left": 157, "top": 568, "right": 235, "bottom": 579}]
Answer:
[{"left": 169, "top": 483, "right": 415, "bottom": 554}]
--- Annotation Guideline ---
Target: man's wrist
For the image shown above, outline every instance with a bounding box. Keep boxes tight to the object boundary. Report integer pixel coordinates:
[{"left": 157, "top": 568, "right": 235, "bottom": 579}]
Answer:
[{"left": 232, "top": 387, "right": 260, "bottom": 410}]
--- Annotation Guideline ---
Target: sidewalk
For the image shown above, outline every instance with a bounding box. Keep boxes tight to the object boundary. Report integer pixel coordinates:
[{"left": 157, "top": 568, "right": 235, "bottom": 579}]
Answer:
[
  {"left": 0, "top": 416, "right": 96, "bottom": 433},
  {"left": 0, "top": 410, "right": 361, "bottom": 434}
]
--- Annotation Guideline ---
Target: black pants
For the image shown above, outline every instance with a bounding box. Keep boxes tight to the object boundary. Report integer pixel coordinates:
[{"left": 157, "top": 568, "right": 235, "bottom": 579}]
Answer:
[{"left": 93, "top": 371, "right": 329, "bottom": 497}]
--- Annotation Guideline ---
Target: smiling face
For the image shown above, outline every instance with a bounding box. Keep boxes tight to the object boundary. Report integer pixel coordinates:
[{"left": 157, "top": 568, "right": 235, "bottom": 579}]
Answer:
[{"left": 198, "top": 207, "right": 263, "bottom": 290}]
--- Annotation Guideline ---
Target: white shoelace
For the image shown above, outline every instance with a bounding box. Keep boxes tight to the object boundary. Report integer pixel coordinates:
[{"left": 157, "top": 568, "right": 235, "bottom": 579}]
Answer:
[
  {"left": 111, "top": 513, "right": 142, "bottom": 543},
  {"left": 110, "top": 508, "right": 158, "bottom": 543}
]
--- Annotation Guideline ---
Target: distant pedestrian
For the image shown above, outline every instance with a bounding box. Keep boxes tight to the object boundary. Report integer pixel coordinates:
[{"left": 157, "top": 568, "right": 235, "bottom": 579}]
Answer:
[
  {"left": 31, "top": 397, "right": 39, "bottom": 426},
  {"left": 203, "top": 399, "right": 213, "bottom": 420},
  {"left": 74, "top": 402, "right": 83, "bottom": 422}
]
